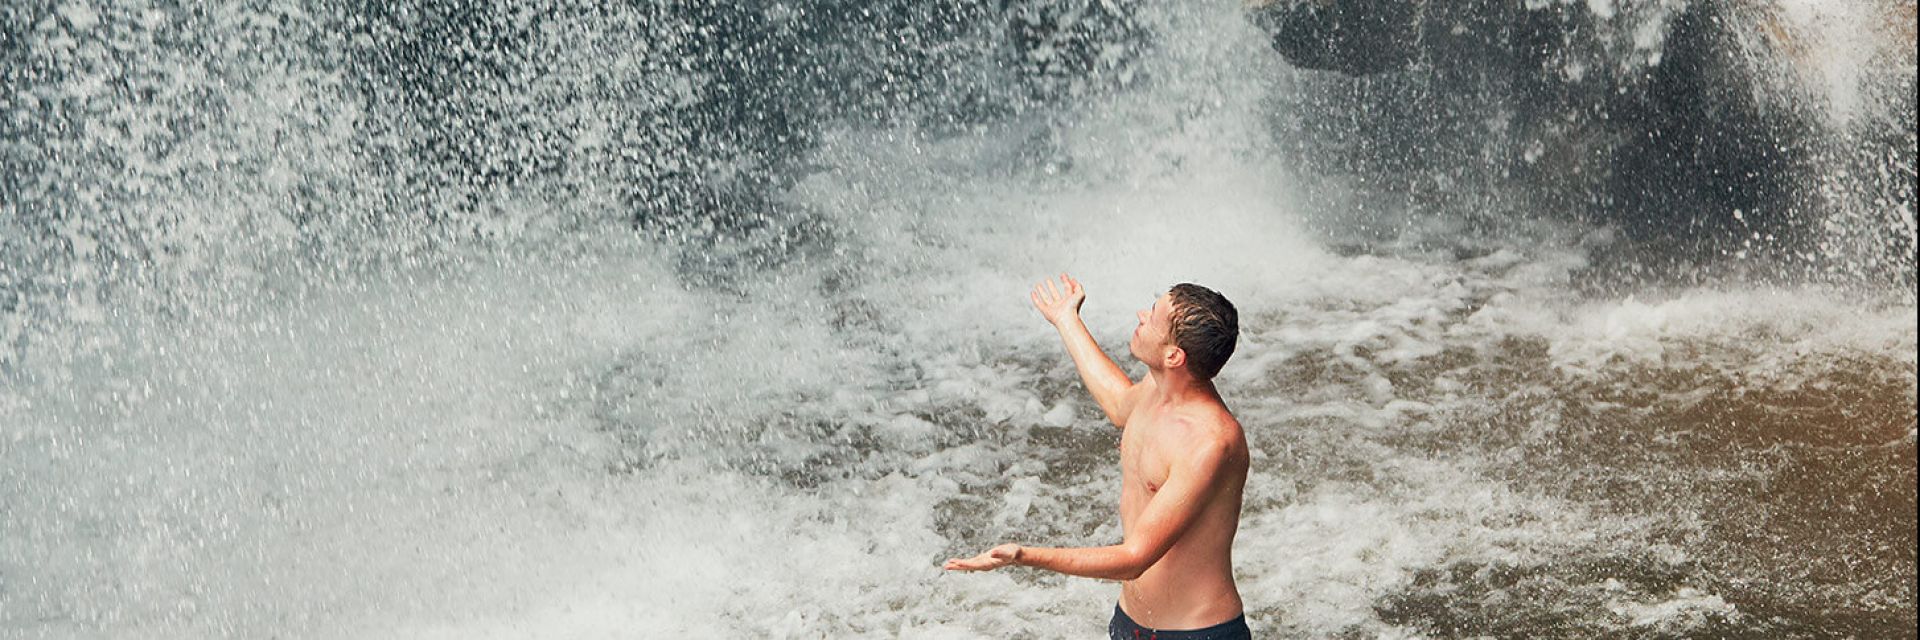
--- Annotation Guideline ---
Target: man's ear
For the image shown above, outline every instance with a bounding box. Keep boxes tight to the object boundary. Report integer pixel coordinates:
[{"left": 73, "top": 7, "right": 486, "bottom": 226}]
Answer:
[{"left": 1164, "top": 346, "right": 1186, "bottom": 371}]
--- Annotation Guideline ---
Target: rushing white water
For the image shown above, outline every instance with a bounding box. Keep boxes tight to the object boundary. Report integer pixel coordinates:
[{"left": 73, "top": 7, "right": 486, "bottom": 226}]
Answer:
[{"left": 2, "top": 1, "right": 1913, "bottom": 638}]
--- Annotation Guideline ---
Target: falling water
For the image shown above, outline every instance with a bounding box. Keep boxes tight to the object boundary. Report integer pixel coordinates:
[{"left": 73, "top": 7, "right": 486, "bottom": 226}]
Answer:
[{"left": 2, "top": 1, "right": 1913, "bottom": 638}]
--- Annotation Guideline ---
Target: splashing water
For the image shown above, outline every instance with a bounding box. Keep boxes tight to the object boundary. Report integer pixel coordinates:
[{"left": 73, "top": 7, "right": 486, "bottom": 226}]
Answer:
[{"left": 2, "top": 1, "right": 1913, "bottom": 638}]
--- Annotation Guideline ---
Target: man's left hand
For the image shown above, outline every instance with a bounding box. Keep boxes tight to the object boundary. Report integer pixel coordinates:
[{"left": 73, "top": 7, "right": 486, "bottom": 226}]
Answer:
[{"left": 943, "top": 544, "right": 1022, "bottom": 572}]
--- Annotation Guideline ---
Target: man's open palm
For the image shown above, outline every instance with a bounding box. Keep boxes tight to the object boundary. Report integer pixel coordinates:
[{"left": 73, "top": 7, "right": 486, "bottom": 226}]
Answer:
[
  {"left": 944, "top": 544, "right": 1021, "bottom": 572},
  {"left": 1030, "top": 273, "right": 1085, "bottom": 325}
]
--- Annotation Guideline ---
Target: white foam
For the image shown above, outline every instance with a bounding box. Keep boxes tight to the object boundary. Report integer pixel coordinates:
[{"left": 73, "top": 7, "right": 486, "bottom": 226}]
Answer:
[
  {"left": 1236, "top": 457, "right": 1619, "bottom": 636},
  {"left": 1520, "top": 288, "right": 1919, "bottom": 376},
  {"left": 1607, "top": 587, "right": 1741, "bottom": 630}
]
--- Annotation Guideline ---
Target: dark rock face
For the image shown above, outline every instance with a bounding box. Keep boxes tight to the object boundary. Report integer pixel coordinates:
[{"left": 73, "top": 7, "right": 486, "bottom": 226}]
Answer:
[
  {"left": 1252, "top": 0, "right": 1917, "bottom": 288},
  {"left": 1251, "top": 0, "right": 1421, "bottom": 76}
]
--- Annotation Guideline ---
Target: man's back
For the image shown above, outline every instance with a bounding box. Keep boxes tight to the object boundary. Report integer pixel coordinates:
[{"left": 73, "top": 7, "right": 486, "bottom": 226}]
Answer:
[{"left": 1118, "top": 389, "right": 1249, "bottom": 629}]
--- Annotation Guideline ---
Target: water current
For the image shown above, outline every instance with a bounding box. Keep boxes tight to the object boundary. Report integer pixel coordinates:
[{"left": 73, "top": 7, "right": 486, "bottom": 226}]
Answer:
[{"left": 2, "top": 1, "right": 1914, "bottom": 637}]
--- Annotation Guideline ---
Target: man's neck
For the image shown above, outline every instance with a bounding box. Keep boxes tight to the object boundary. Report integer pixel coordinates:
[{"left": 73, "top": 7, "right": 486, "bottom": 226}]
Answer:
[{"left": 1144, "top": 367, "right": 1219, "bottom": 406}]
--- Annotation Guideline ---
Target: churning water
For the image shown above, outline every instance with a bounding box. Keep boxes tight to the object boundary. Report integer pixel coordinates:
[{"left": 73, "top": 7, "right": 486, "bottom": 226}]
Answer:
[{"left": 2, "top": 1, "right": 1913, "bottom": 638}]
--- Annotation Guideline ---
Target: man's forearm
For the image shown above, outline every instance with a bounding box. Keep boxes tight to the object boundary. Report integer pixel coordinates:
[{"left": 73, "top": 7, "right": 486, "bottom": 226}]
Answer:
[
  {"left": 1016, "top": 544, "right": 1145, "bottom": 582},
  {"left": 1051, "top": 314, "right": 1132, "bottom": 423}
]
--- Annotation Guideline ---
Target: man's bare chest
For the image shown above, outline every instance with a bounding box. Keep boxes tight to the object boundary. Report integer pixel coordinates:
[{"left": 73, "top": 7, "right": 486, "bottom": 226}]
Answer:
[{"left": 1119, "top": 423, "right": 1172, "bottom": 493}]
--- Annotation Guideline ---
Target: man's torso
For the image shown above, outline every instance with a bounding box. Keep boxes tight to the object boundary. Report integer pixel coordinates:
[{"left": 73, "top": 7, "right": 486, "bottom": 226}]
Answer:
[{"left": 1117, "top": 392, "right": 1249, "bottom": 630}]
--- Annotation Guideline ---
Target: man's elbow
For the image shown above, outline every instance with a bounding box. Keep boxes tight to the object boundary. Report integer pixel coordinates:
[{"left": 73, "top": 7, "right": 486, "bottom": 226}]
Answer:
[{"left": 1112, "top": 546, "right": 1157, "bottom": 581}]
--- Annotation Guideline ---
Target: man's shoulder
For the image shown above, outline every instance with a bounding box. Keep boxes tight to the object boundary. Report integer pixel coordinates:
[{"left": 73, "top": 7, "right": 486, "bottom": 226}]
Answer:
[
  {"left": 1168, "top": 395, "right": 1238, "bottom": 427},
  {"left": 1164, "top": 403, "right": 1243, "bottom": 447}
]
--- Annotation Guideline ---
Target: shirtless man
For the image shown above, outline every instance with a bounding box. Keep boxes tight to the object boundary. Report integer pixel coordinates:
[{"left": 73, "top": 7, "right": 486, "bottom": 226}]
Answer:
[{"left": 945, "top": 274, "right": 1250, "bottom": 639}]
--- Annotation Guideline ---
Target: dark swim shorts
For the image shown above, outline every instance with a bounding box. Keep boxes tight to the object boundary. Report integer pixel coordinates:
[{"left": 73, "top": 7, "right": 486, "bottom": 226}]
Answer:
[{"left": 1108, "top": 605, "right": 1252, "bottom": 640}]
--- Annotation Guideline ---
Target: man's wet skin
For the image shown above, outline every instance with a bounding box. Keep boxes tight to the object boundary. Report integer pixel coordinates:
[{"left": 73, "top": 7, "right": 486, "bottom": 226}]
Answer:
[{"left": 945, "top": 274, "right": 1249, "bottom": 633}]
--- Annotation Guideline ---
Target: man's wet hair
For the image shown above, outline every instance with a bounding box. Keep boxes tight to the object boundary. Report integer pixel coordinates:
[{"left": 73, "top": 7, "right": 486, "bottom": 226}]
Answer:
[{"left": 1167, "top": 283, "right": 1238, "bottom": 380}]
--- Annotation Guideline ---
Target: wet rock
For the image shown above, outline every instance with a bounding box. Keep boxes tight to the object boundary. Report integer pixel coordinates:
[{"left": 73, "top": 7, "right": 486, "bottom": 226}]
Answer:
[{"left": 1248, "top": 0, "right": 1420, "bottom": 76}]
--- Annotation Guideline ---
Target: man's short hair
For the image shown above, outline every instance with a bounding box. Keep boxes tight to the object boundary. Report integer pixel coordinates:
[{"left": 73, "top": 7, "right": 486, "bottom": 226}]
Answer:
[{"left": 1168, "top": 283, "right": 1239, "bottom": 380}]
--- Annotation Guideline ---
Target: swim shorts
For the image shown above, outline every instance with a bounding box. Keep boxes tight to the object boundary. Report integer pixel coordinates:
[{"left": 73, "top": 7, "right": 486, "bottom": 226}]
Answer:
[{"left": 1108, "top": 604, "right": 1252, "bottom": 640}]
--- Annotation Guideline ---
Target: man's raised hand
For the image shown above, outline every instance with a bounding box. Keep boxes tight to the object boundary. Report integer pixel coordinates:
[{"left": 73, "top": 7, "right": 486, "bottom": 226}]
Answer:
[{"left": 1030, "top": 273, "right": 1086, "bottom": 326}]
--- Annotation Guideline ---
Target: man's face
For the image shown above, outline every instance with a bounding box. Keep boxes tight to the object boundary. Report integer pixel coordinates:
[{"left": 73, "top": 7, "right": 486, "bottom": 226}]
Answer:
[{"left": 1130, "top": 292, "right": 1175, "bottom": 366}]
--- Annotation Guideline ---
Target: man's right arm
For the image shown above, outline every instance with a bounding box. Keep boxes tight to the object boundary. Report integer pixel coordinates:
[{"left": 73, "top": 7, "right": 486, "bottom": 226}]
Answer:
[
  {"left": 1031, "top": 274, "right": 1144, "bottom": 428},
  {"left": 1051, "top": 313, "right": 1143, "bottom": 427}
]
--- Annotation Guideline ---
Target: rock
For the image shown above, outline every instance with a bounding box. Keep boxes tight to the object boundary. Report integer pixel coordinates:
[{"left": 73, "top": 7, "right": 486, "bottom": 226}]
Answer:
[{"left": 1247, "top": 0, "right": 1421, "bottom": 76}]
